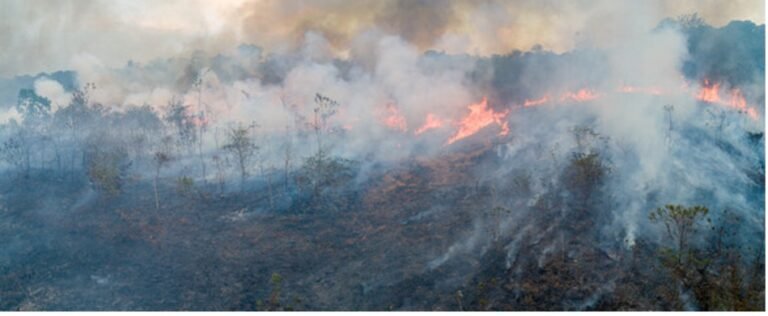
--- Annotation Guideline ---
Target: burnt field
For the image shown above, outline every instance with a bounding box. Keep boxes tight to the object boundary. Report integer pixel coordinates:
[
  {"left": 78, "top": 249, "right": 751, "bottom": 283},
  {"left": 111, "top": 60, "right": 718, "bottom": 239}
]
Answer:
[
  {"left": 0, "top": 109, "right": 764, "bottom": 310},
  {"left": 0, "top": 2, "right": 766, "bottom": 311}
]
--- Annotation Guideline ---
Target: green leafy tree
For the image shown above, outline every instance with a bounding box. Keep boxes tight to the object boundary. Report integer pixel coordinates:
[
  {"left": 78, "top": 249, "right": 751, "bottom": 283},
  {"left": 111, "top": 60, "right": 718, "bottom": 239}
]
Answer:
[
  {"left": 297, "top": 152, "right": 355, "bottom": 212},
  {"left": 85, "top": 141, "right": 128, "bottom": 196},
  {"left": 649, "top": 206, "right": 766, "bottom": 310},
  {"left": 52, "top": 83, "right": 102, "bottom": 174},
  {"left": 649, "top": 204, "right": 709, "bottom": 266},
  {"left": 562, "top": 152, "right": 609, "bottom": 213},
  {"left": 295, "top": 93, "right": 353, "bottom": 211},
  {"left": 223, "top": 123, "right": 258, "bottom": 191},
  {"left": 176, "top": 176, "right": 196, "bottom": 197},
  {"left": 116, "top": 105, "right": 164, "bottom": 162},
  {"left": 164, "top": 97, "right": 197, "bottom": 151}
]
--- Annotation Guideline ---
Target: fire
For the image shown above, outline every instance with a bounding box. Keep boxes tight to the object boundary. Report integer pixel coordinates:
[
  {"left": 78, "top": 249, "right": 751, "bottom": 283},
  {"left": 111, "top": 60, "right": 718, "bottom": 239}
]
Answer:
[
  {"left": 518, "top": 80, "right": 759, "bottom": 121},
  {"left": 382, "top": 103, "right": 407, "bottom": 132},
  {"left": 523, "top": 95, "right": 550, "bottom": 107},
  {"left": 560, "top": 89, "right": 599, "bottom": 102},
  {"left": 415, "top": 113, "right": 444, "bottom": 135},
  {"left": 697, "top": 79, "right": 721, "bottom": 103},
  {"left": 729, "top": 89, "right": 747, "bottom": 109},
  {"left": 695, "top": 79, "right": 759, "bottom": 120},
  {"left": 725, "top": 89, "right": 759, "bottom": 120},
  {"left": 426, "top": 79, "right": 760, "bottom": 145},
  {"left": 447, "top": 97, "right": 509, "bottom": 144},
  {"left": 619, "top": 85, "right": 663, "bottom": 95}
]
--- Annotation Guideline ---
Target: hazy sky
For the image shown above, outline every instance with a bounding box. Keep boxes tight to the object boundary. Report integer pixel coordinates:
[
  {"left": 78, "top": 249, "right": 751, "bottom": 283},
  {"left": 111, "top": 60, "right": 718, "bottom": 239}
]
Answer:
[{"left": 0, "top": 0, "right": 764, "bottom": 76}]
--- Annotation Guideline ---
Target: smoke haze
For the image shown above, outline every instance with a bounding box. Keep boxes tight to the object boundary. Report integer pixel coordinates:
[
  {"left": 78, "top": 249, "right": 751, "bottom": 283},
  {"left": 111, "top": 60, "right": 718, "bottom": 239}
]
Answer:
[{"left": 0, "top": 0, "right": 763, "bottom": 311}]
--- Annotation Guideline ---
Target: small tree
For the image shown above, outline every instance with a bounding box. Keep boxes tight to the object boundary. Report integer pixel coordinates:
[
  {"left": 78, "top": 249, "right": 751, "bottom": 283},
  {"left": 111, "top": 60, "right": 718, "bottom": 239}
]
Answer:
[
  {"left": 85, "top": 143, "right": 128, "bottom": 196},
  {"left": 300, "top": 94, "right": 342, "bottom": 201},
  {"left": 705, "top": 108, "right": 728, "bottom": 140},
  {"left": 16, "top": 89, "right": 51, "bottom": 129},
  {"left": 164, "top": 97, "right": 197, "bottom": 153},
  {"left": 152, "top": 151, "right": 172, "bottom": 209},
  {"left": 281, "top": 127, "right": 293, "bottom": 193},
  {"left": 645, "top": 205, "right": 767, "bottom": 311},
  {"left": 676, "top": 13, "right": 707, "bottom": 30},
  {"left": 0, "top": 132, "right": 28, "bottom": 178},
  {"left": 193, "top": 75, "right": 210, "bottom": 184},
  {"left": 223, "top": 123, "right": 258, "bottom": 191},
  {"left": 211, "top": 153, "right": 228, "bottom": 194},
  {"left": 562, "top": 151, "right": 609, "bottom": 213},
  {"left": 118, "top": 105, "right": 164, "bottom": 162},
  {"left": 269, "top": 272, "right": 283, "bottom": 309},
  {"left": 297, "top": 152, "right": 355, "bottom": 213},
  {"left": 310, "top": 93, "right": 339, "bottom": 155},
  {"left": 649, "top": 204, "right": 710, "bottom": 266},
  {"left": 664, "top": 104, "right": 674, "bottom": 145},
  {"left": 486, "top": 185, "right": 512, "bottom": 242},
  {"left": 648, "top": 204, "right": 710, "bottom": 304},
  {"left": 570, "top": 125, "right": 599, "bottom": 154}
]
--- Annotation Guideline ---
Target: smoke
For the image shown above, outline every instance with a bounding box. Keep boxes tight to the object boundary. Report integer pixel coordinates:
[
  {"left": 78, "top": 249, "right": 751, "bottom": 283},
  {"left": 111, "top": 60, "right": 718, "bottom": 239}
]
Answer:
[
  {"left": 0, "top": 107, "right": 20, "bottom": 124},
  {"left": 33, "top": 78, "right": 71, "bottom": 112},
  {"left": 0, "top": 1, "right": 763, "bottom": 310},
  {"left": 0, "top": 0, "right": 763, "bottom": 77}
]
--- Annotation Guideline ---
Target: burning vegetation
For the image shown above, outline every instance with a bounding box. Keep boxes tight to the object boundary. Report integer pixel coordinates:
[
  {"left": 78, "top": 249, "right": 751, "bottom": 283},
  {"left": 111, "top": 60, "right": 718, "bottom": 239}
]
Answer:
[{"left": 0, "top": 3, "right": 764, "bottom": 312}]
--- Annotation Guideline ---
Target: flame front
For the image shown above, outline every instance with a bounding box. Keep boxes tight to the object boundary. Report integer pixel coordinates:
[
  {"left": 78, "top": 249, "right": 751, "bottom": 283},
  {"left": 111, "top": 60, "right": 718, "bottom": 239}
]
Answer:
[
  {"left": 415, "top": 113, "right": 444, "bottom": 135},
  {"left": 560, "top": 89, "right": 599, "bottom": 102},
  {"left": 382, "top": 103, "right": 407, "bottom": 132},
  {"left": 523, "top": 95, "right": 550, "bottom": 107},
  {"left": 447, "top": 97, "right": 509, "bottom": 144},
  {"left": 516, "top": 80, "right": 759, "bottom": 121},
  {"left": 412, "top": 79, "right": 759, "bottom": 146},
  {"left": 725, "top": 89, "right": 758, "bottom": 119},
  {"left": 619, "top": 85, "right": 663, "bottom": 95},
  {"left": 697, "top": 79, "right": 721, "bottom": 103},
  {"left": 695, "top": 79, "right": 758, "bottom": 120}
]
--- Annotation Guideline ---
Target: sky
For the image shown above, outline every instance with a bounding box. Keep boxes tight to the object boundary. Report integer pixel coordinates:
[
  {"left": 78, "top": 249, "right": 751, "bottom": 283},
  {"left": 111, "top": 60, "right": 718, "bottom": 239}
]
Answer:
[{"left": 0, "top": 0, "right": 764, "bottom": 77}]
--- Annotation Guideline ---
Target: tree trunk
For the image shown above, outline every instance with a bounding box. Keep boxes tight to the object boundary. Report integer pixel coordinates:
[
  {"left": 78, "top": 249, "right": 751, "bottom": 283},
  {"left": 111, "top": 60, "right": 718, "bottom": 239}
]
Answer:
[{"left": 154, "top": 168, "right": 160, "bottom": 210}]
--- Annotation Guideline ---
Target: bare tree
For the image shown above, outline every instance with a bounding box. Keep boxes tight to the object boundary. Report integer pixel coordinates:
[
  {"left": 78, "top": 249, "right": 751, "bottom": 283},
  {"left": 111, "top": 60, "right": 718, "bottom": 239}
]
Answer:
[
  {"left": 705, "top": 108, "right": 728, "bottom": 140},
  {"left": 664, "top": 104, "right": 675, "bottom": 146},
  {"left": 193, "top": 74, "right": 209, "bottom": 183},
  {"left": 282, "top": 127, "right": 293, "bottom": 193},
  {"left": 211, "top": 153, "right": 228, "bottom": 194},
  {"left": 310, "top": 93, "right": 339, "bottom": 157},
  {"left": 0, "top": 131, "right": 28, "bottom": 178},
  {"left": 152, "top": 151, "right": 172, "bottom": 210},
  {"left": 570, "top": 125, "right": 599, "bottom": 154},
  {"left": 164, "top": 97, "right": 197, "bottom": 154}
]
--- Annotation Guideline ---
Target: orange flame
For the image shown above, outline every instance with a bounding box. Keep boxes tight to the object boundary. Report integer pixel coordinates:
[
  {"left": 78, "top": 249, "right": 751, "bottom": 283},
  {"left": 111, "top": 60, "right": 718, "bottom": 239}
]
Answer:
[
  {"left": 417, "top": 79, "right": 759, "bottom": 146},
  {"left": 447, "top": 97, "right": 509, "bottom": 144},
  {"left": 697, "top": 79, "right": 721, "bottom": 103},
  {"left": 560, "top": 89, "right": 599, "bottom": 102},
  {"left": 619, "top": 85, "right": 663, "bottom": 95},
  {"left": 414, "top": 113, "right": 444, "bottom": 135},
  {"left": 695, "top": 79, "right": 759, "bottom": 120},
  {"left": 523, "top": 95, "right": 550, "bottom": 107},
  {"left": 515, "top": 80, "right": 759, "bottom": 121},
  {"left": 726, "top": 89, "right": 759, "bottom": 120},
  {"left": 382, "top": 103, "right": 407, "bottom": 132}
]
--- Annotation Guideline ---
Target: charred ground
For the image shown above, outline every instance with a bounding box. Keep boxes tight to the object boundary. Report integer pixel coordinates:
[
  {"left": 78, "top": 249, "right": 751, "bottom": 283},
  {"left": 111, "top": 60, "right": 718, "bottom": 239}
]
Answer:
[
  {"left": 0, "top": 14, "right": 765, "bottom": 312},
  {"left": 0, "top": 113, "right": 764, "bottom": 310}
]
